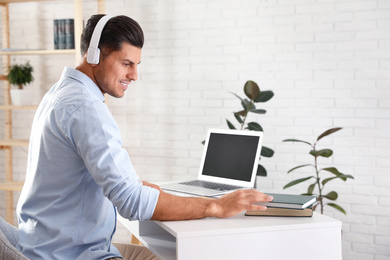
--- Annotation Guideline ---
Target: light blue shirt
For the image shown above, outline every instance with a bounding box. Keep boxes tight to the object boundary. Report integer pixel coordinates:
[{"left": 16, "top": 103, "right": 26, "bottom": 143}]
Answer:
[{"left": 16, "top": 67, "right": 160, "bottom": 260}]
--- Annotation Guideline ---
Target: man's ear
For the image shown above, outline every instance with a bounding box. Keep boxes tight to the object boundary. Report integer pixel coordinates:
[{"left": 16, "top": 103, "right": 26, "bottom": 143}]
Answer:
[{"left": 84, "top": 53, "right": 98, "bottom": 67}]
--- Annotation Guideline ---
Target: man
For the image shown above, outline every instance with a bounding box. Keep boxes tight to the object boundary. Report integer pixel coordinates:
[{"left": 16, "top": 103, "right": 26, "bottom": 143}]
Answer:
[{"left": 16, "top": 14, "right": 273, "bottom": 260}]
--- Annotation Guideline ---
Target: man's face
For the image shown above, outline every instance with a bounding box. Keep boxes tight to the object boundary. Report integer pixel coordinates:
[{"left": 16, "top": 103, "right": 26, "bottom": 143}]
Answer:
[{"left": 92, "top": 43, "right": 141, "bottom": 98}]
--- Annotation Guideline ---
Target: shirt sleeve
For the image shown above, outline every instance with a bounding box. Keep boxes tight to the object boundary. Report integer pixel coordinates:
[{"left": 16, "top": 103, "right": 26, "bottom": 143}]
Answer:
[{"left": 63, "top": 99, "right": 159, "bottom": 221}]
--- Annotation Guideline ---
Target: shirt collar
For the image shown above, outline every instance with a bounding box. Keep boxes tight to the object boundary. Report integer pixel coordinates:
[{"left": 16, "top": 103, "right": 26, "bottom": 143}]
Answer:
[{"left": 61, "top": 66, "right": 105, "bottom": 103}]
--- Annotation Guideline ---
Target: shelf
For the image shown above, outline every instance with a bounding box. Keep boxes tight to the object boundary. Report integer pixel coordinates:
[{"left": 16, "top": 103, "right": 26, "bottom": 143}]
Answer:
[
  {"left": 0, "top": 139, "right": 29, "bottom": 148},
  {"left": 0, "top": 49, "right": 76, "bottom": 55},
  {"left": 0, "top": 181, "right": 24, "bottom": 191},
  {"left": 0, "top": 105, "right": 38, "bottom": 110},
  {"left": 0, "top": 0, "right": 103, "bottom": 225},
  {"left": 0, "top": 0, "right": 51, "bottom": 4}
]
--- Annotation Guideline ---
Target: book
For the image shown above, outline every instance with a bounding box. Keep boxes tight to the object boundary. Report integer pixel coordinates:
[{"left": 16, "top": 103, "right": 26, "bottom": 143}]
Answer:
[
  {"left": 65, "top": 19, "right": 75, "bottom": 49},
  {"left": 57, "top": 19, "right": 66, "bottom": 49},
  {"left": 54, "top": 19, "right": 59, "bottom": 49},
  {"left": 245, "top": 206, "right": 314, "bottom": 217},
  {"left": 255, "top": 193, "right": 317, "bottom": 209},
  {"left": 54, "top": 19, "right": 74, "bottom": 49}
]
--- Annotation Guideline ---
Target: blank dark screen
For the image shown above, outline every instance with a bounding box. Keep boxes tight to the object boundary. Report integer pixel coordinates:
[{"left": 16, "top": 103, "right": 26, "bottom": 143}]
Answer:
[{"left": 202, "top": 133, "right": 260, "bottom": 182}]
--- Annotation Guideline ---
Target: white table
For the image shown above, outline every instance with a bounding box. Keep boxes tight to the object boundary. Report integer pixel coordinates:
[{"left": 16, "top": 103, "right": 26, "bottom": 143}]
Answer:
[{"left": 118, "top": 211, "right": 342, "bottom": 260}]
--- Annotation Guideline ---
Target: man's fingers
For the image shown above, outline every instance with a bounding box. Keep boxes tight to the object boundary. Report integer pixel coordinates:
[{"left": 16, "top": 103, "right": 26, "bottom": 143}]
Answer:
[
  {"left": 238, "top": 190, "right": 271, "bottom": 212},
  {"left": 247, "top": 203, "right": 268, "bottom": 211},
  {"left": 240, "top": 189, "right": 273, "bottom": 203}
]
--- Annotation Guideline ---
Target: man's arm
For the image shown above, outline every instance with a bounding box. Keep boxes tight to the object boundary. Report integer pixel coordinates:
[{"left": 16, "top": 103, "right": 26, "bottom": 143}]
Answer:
[{"left": 150, "top": 188, "right": 273, "bottom": 221}]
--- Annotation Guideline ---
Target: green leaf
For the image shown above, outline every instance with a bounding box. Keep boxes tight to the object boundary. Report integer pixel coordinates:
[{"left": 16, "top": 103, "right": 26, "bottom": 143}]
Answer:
[
  {"left": 340, "top": 174, "right": 354, "bottom": 180},
  {"left": 257, "top": 164, "right": 267, "bottom": 177},
  {"left": 254, "top": 90, "right": 274, "bottom": 103},
  {"left": 307, "top": 183, "right": 316, "bottom": 194},
  {"left": 301, "top": 193, "right": 313, "bottom": 196},
  {"left": 233, "top": 113, "right": 243, "bottom": 124},
  {"left": 317, "top": 127, "right": 342, "bottom": 142},
  {"left": 283, "top": 139, "right": 312, "bottom": 146},
  {"left": 244, "top": 80, "right": 261, "bottom": 101},
  {"left": 283, "top": 176, "right": 314, "bottom": 189},
  {"left": 321, "top": 167, "right": 354, "bottom": 181},
  {"left": 287, "top": 164, "right": 312, "bottom": 173},
  {"left": 324, "top": 191, "right": 338, "bottom": 200},
  {"left": 241, "top": 99, "right": 255, "bottom": 111},
  {"left": 226, "top": 119, "right": 236, "bottom": 130},
  {"left": 327, "top": 203, "right": 346, "bottom": 214},
  {"left": 249, "top": 109, "right": 267, "bottom": 114},
  {"left": 322, "top": 177, "right": 338, "bottom": 186},
  {"left": 321, "top": 167, "right": 342, "bottom": 175},
  {"left": 261, "top": 146, "right": 274, "bottom": 157},
  {"left": 310, "top": 149, "right": 333, "bottom": 158},
  {"left": 235, "top": 110, "right": 247, "bottom": 117},
  {"left": 247, "top": 122, "right": 263, "bottom": 131},
  {"left": 322, "top": 175, "right": 354, "bottom": 186}
]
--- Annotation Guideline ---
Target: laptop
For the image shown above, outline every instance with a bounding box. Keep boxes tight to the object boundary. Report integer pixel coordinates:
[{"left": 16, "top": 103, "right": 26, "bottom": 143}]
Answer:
[{"left": 160, "top": 129, "right": 263, "bottom": 197}]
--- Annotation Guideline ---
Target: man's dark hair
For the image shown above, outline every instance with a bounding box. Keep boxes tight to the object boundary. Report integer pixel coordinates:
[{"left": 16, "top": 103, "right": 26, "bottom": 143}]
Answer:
[{"left": 80, "top": 14, "right": 144, "bottom": 58}]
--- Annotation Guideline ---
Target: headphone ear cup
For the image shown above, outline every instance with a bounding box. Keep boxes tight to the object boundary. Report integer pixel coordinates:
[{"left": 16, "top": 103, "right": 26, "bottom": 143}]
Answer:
[{"left": 87, "top": 47, "right": 100, "bottom": 64}]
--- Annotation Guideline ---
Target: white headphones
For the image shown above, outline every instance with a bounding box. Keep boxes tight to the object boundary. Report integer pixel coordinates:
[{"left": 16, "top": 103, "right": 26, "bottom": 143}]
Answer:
[{"left": 86, "top": 15, "right": 114, "bottom": 65}]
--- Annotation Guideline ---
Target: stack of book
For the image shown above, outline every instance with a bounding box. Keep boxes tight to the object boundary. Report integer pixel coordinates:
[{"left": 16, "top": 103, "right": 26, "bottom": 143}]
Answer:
[
  {"left": 246, "top": 193, "right": 318, "bottom": 217},
  {"left": 53, "top": 19, "right": 75, "bottom": 50}
]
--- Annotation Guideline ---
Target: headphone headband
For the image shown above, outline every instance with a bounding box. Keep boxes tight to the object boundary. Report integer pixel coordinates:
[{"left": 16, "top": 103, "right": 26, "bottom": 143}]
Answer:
[{"left": 86, "top": 15, "right": 114, "bottom": 64}]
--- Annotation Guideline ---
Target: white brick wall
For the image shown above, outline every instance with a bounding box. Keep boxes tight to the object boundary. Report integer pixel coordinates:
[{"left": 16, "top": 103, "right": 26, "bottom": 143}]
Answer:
[{"left": 1, "top": 0, "right": 389, "bottom": 259}]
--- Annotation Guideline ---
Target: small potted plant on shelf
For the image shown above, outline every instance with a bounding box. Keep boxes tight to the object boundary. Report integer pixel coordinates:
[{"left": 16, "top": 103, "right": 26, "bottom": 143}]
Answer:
[{"left": 7, "top": 61, "right": 35, "bottom": 106}]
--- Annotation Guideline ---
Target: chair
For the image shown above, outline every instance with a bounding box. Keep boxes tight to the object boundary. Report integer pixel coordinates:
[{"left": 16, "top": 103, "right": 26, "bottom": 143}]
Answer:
[{"left": 0, "top": 217, "right": 28, "bottom": 260}]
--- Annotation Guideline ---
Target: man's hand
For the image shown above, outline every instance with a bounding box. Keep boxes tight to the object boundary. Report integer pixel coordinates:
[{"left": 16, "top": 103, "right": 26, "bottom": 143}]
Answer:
[
  {"left": 207, "top": 189, "right": 273, "bottom": 218},
  {"left": 151, "top": 188, "right": 273, "bottom": 221}
]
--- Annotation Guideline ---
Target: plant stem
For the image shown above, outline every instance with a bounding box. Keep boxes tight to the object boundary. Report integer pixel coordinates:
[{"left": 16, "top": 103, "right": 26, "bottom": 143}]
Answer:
[
  {"left": 240, "top": 100, "right": 253, "bottom": 130},
  {"left": 314, "top": 157, "right": 324, "bottom": 214},
  {"left": 313, "top": 142, "right": 324, "bottom": 214},
  {"left": 240, "top": 113, "right": 247, "bottom": 130}
]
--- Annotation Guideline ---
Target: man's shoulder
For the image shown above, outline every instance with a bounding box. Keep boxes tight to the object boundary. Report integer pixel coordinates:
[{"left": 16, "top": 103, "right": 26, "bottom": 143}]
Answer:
[{"left": 48, "top": 79, "right": 102, "bottom": 110}]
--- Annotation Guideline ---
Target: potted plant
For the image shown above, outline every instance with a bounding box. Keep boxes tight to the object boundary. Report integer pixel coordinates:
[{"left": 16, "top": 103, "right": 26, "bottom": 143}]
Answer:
[
  {"left": 226, "top": 80, "right": 275, "bottom": 177},
  {"left": 283, "top": 127, "right": 354, "bottom": 214},
  {"left": 7, "top": 61, "right": 35, "bottom": 106}
]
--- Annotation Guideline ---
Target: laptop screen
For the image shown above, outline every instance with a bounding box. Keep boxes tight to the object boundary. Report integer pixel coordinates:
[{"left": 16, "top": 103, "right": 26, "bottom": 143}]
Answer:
[{"left": 201, "top": 132, "right": 261, "bottom": 182}]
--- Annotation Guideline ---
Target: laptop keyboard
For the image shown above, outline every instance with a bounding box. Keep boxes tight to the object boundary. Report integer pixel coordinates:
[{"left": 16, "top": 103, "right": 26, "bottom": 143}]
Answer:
[{"left": 180, "top": 180, "right": 243, "bottom": 191}]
